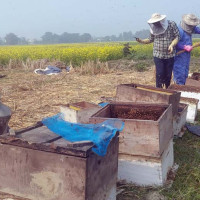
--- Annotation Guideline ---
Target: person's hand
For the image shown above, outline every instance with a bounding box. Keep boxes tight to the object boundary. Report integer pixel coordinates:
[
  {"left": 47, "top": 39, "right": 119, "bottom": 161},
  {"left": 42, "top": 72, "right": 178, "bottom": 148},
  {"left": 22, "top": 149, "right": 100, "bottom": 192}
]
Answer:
[
  {"left": 184, "top": 45, "right": 193, "bottom": 52},
  {"left": 135, "top": 37, "right": 141, "bottom": 43},
  {"left": 168, "top": 44, "right": 174, "bottom": 54}
]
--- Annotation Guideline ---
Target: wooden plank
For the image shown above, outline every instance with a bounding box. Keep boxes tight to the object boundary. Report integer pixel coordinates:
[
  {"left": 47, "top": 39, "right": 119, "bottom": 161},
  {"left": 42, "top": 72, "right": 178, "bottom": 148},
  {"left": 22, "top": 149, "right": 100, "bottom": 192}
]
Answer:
[{"left": 17, "top": 126, "right": 60, "bottom": 144}]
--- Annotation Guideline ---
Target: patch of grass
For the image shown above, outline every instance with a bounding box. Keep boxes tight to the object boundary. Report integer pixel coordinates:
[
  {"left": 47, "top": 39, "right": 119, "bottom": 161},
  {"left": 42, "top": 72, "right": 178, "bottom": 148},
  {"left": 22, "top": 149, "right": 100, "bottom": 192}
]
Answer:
[
  {"left": 161, "top": 131, "right": 200, "bottom": 200},
  {"left": 134, "top": 62, "right": 148, "bottom": 72}
]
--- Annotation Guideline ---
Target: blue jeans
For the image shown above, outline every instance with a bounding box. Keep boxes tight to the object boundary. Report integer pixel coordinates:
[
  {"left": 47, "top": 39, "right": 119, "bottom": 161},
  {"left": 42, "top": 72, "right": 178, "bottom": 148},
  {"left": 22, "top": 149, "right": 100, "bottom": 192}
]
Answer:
[{"left": 154, "top": 57, "right": 174, "bottom": 89}]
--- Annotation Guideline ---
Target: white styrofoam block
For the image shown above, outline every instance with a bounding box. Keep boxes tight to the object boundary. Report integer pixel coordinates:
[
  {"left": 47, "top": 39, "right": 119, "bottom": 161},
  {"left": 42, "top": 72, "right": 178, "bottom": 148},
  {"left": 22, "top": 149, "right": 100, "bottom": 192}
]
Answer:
[
  {"left": 180, "top": 101, "right": 198, "bottom": 123},
  {"left": 118, "top": 140, "right": 174, "bottom": 186},
  {"left": 180, "top": 91, "right": 200, "bottom": 109}
]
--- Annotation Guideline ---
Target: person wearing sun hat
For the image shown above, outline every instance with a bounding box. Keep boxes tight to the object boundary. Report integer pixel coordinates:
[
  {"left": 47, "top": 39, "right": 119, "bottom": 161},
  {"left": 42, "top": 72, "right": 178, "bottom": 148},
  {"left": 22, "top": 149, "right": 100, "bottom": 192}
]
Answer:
[
  {"left": 173, "top": 14, "right": 200, "bottom": 85},
  {"left": 136, "top": 13, "right": 180, "bottom": 88}
]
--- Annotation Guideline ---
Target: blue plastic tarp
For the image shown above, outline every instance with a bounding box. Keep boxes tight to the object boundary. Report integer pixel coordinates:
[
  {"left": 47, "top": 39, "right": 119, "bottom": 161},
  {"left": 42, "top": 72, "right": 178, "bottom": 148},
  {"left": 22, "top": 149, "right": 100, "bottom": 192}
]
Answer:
[{"left": 42, "top": 113, "right": 124, "bottom": 156}]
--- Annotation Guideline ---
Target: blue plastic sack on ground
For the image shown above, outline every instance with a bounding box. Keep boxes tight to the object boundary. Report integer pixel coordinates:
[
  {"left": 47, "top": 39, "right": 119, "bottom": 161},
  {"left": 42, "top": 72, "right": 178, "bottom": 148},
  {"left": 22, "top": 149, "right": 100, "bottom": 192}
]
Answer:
[
  {"left": 42, "top": 113, "right": 124, "bottom": 156},
  {"left": 34, "top": 66, "right": 62, "bottom": 75},
  {"left": 185, "top": 123, "right": 200, "bottom": 137}
]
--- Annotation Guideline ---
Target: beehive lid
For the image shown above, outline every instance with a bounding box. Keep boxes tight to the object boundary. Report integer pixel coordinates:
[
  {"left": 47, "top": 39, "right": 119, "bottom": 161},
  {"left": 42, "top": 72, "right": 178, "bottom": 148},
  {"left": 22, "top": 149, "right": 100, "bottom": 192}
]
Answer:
[
  {"left": 0, "top": 123, "right": 94, "bottom": 158},
  {"left": 120, "top": 83, "right": 178, "bottom": 95},
  {"left": 169, "top": 84, "right": 200, "bottom": 93}
]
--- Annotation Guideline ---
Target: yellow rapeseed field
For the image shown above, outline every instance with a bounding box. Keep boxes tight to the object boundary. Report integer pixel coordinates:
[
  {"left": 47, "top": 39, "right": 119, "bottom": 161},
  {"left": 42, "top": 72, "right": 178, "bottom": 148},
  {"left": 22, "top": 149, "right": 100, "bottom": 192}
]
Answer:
[{"left": 0, "top": 41, "right": 199, "bottom": 66}]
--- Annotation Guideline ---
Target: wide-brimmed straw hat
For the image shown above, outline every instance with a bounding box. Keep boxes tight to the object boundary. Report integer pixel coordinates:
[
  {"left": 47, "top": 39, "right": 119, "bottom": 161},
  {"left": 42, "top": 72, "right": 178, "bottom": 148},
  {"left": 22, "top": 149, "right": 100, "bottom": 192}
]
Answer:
[
  {"left": 182, "top": 14, "right": 200, "bottom": 26},
  {"left": 147, "top": 13, "right": 166, "bottom": 24}
]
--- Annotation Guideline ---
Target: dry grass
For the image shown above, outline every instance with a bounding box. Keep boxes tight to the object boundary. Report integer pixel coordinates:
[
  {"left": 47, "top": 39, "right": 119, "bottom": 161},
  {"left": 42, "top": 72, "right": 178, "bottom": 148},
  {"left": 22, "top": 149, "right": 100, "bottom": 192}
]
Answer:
[
  {"left": 0, "top": 59, "right": 155, "bottom": 130},
  {"left": 76, "top": 60, "right": 111, "bottom": 75}
]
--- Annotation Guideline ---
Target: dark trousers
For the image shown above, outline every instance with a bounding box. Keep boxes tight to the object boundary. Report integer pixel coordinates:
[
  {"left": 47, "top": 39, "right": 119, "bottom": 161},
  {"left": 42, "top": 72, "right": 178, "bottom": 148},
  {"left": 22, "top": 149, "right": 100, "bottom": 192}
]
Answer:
[{"left": 154, "top": 57, "right": 174, "bottom": 89}]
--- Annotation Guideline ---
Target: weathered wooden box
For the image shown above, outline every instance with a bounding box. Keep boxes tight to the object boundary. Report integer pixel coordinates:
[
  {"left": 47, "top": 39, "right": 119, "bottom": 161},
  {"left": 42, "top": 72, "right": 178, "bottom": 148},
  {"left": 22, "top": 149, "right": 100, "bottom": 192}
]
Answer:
[
  {"left": 169, "top": 84, "right": 200, "bottom": 109},
  {"left": 173, "top": 103, "right": 188, "bottom": 136},
  {"left": 115, "top": 83, "right": 181, "bottom": 116},
  {"left": 0, "top": 123, "right": 118, "bottom": 200},
  {"left": 60, "top": 101, "right": 101, "bottom": 123},
  {"left": 90, "top": 103, "right": 173, "bottom": 158},
  {"left": 186, "top": 78, "right": 200, "bottom": 87},
  {"left": 180, "top": 97, "right": 199, "bottom": 123},
  {"left": 186, "top": 73, "right": 200, "bottom": 87},
  {"left": 118, "top": 139, "right": 174, "bottom": 186}
]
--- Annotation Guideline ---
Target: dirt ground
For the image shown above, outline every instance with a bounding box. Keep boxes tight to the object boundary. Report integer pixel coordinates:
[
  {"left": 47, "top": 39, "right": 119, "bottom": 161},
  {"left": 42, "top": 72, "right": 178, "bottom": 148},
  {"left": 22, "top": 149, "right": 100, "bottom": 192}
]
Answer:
[{"left": 0, "top": 59, "right": 156, "bottom": 130}]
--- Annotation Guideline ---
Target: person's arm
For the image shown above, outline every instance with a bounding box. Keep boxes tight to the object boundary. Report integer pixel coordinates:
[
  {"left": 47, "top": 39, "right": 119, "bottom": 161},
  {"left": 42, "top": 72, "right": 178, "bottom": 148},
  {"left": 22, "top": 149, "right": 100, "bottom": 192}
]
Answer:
[
  {"left": 193, "top": 26, "right": 200, "bottom": 34},
  {"left": 168, "top": 21, "right": 180, "bottom": 53},
  {"left": 136, "top": 34, "right": 154, "bottom": 44}
]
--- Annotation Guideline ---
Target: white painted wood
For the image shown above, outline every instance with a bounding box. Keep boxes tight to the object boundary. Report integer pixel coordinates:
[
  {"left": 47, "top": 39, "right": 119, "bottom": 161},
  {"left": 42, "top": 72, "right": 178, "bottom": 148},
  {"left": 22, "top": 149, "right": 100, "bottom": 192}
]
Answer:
[
  {"left": 180, "top": 91, "right": 200, "bottom": 109},
  {"left": 118, "top": 140, "right": 174, "bottom": 186},
  {"left": 180, "top": 99, "right": 198, "bottom": 123},
  {"left": 60, "top": 103, "right": 101, "bottom": 123}
]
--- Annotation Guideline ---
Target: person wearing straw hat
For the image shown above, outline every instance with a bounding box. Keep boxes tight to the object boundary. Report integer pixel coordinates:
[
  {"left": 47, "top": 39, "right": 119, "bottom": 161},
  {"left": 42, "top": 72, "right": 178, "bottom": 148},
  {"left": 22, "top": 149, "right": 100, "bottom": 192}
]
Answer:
[
  {"left": 173, "top": 14, "right": 200, "bottom": 85},
  {"left": 136, "top": 13, "right": 180, "bottom": 88}
]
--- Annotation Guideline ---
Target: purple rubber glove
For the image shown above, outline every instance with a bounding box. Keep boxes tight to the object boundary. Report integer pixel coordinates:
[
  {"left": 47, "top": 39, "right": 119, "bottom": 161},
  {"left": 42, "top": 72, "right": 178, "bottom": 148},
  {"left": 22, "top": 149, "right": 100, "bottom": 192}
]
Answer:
[{"left": 184, "top": 45, "right": 193, "bottom": 52}]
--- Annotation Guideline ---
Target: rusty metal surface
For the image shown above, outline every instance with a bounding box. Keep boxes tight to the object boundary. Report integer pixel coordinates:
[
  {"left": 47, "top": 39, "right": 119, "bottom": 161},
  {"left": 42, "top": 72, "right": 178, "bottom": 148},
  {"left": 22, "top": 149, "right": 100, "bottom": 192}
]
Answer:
[
  {"left": 90, "top": 103, "right": 173, "bottom": 158},
  {"left": 115, "top": 83, "right": 180, "bottom": 116}
]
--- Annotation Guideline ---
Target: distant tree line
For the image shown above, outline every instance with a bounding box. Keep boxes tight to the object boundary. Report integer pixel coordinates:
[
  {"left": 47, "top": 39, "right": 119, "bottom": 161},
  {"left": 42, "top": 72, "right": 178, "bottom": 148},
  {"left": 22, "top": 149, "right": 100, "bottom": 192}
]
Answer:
[{"left": 1, "top": 29, "right": 199, "bottom": 45}]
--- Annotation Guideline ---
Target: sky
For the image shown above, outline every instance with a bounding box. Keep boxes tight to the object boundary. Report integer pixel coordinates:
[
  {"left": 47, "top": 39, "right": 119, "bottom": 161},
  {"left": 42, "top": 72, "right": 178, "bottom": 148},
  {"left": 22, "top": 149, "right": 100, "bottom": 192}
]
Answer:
[{"left": 0, "top": 0, "right": 200, "bottom": 39}]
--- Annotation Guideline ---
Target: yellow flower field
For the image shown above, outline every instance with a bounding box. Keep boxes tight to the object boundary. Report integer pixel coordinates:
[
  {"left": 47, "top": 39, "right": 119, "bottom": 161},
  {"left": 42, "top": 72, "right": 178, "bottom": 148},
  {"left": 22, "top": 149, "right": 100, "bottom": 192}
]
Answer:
[{"left": 0, "top": 41, "right": 199, "bottom": 67}]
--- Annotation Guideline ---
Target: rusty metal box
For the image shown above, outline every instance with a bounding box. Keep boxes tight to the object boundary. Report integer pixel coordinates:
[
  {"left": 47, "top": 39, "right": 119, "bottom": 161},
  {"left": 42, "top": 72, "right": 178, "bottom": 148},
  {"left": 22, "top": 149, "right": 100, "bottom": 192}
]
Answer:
[
  {"left": 0, "top": 123, "right": 118, "bottom": 200},
  {"left": 90, "top": 102, "right": 173, "bottom": 158},
  {"left": 115, "top": 83, "right": 181, "bottom": 116}
]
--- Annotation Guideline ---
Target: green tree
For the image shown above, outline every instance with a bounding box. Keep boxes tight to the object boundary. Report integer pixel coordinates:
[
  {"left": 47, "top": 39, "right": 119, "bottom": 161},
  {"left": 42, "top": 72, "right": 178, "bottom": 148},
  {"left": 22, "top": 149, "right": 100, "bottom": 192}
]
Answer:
[{"left": 5, "top": 33, "right": 19, "bottom": 45}]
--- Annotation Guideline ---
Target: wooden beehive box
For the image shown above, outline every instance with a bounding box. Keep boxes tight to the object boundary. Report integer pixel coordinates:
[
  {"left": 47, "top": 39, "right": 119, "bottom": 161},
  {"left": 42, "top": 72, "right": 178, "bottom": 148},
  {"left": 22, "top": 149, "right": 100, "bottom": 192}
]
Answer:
[
  {"left": 169, "top": 84, "right": 200, "bottom": 109},
  {"left": 186, "top": 78, "right": 200, "bottom": 87},
  {"left": 180, "top": 97, "right": 199, "bottom": 123},
  {"left": 173, "top": 103, "right": 188, "bottom": 136},
  {"left": 115, "top": 83, "right": 181, "bottom": 116},
  {"left": 0, "top": 123, "right": 118, "bottom": 200},
  {"left": 186, "top": 73, "right": 200, "bottom": 87},
  {"left": 90, "top": 102, "right": 173, "bottom": 158},
  {"left": 60, "top": 101, "right": 101, "bottom": 123}
]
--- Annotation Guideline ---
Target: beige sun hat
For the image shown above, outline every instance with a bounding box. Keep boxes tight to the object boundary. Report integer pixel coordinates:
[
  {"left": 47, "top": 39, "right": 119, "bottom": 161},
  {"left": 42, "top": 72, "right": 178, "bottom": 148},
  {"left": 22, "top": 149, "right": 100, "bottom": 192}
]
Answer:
[
  {"left": 147, "top": 13, "right": 166, "bottom": 24},
  {"left": 182, "top": 14, "right": 200, "bottom": 26}
]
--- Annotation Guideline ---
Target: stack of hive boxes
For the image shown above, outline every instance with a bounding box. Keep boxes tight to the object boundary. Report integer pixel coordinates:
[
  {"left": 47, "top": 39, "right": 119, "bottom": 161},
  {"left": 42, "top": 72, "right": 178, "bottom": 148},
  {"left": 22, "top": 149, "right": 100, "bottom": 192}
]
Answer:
[
  {"left": 169, "top": 74, "right": 200, "bottom": 123},
  {"left": 90, "top": 83, "right": 183, "bottom": 186}
]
